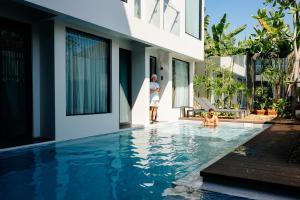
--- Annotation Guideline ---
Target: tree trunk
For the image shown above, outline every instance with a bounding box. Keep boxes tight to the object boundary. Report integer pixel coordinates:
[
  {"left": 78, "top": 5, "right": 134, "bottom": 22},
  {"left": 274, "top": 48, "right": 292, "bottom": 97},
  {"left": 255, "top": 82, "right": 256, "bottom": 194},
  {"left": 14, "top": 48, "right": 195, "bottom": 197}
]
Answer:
[
  {"left": 289, "top": 53, "right": 300, "bottom": 114},
  {"left": 246, "top": 55, "right": 256, "bottom": 111},
  {"left": 286, "top": 4, "right": 300, "bottom": 116}
]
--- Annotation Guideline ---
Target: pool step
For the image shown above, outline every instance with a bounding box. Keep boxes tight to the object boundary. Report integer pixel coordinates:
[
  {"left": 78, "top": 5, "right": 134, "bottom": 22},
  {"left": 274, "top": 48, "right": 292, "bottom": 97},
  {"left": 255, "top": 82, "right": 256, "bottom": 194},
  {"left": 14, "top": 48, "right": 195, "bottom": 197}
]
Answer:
[{"left": 162, "top": 170, "right": 203, "bottom": 199}]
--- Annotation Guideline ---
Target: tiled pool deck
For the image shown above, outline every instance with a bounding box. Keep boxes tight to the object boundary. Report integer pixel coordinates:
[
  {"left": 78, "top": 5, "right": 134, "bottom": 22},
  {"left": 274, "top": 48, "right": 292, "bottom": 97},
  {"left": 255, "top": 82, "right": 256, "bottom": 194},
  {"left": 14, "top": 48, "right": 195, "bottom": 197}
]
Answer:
[{"left": 199, "top": 122, "right": 300, "bottom": 198}]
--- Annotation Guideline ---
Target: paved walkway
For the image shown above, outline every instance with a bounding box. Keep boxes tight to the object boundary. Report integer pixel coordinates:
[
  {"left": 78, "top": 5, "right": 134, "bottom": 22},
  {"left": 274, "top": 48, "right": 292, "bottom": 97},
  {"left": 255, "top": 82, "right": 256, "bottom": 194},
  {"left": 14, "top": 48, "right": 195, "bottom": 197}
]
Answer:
[{"left": 200, "top": 123, "right": 300, "bottom": 197}]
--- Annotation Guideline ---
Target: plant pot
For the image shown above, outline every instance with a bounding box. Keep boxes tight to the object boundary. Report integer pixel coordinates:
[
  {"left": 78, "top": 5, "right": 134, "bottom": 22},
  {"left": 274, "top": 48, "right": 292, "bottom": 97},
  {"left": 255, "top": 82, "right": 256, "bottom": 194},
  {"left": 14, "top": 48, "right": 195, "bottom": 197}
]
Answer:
[
  {"left": 266, "top": 109, "right": 277, "bottom": 116},
  {"left": 295, "top": 110, "right": 300, "bottom": 119},
  {"left": 255, "top": 109, "right": 266, "bottom": 115}
]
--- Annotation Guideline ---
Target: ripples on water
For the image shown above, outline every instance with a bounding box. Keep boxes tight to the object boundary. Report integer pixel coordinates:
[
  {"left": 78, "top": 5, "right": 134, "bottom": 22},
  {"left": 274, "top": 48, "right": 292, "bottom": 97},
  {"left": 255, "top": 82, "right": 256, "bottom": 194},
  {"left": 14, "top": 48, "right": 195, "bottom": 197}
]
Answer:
[{"left": 0, "top": 122, "right": 263, "bottom": 200}]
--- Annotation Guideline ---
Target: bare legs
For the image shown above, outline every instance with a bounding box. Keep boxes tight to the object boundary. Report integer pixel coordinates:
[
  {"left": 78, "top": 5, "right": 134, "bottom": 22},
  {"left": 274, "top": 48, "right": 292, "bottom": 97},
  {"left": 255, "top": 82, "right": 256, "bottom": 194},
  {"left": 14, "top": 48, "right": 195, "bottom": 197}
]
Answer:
[{"left": 150, "top": 106, "right": 158, "bottom": 123}]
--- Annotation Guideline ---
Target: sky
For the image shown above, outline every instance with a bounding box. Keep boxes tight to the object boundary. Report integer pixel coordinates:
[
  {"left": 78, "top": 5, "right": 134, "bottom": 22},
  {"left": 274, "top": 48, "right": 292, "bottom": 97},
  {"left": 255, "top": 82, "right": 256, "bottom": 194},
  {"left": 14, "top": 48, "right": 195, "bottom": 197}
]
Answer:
[{"left": 205, "top": 0, "right": 291, "bottom": 41}]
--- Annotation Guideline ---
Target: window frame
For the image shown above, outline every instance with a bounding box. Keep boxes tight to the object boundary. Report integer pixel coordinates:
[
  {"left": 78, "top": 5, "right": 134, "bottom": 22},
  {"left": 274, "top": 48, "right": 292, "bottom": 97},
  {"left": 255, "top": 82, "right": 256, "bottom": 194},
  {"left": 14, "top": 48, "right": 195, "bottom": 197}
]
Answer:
[
  {"left": 172, "top": 58, "right": 190, "bottom": 108},
  {"left": 150, "top": 56, "right": 157, "bottom": 78},
  {"left": 185, "top": 0, "right": 202, "bottom": 40},
  {"left": 65, "top": 27, "right": 111, "bottom": 116}
]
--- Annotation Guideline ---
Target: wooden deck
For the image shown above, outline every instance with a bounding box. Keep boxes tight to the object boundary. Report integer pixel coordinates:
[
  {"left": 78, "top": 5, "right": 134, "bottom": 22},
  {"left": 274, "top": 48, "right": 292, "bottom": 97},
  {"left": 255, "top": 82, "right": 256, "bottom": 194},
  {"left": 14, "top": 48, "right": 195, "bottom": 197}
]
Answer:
[{"left": 200, "top": 123, "right": 300, "bottom": 197}]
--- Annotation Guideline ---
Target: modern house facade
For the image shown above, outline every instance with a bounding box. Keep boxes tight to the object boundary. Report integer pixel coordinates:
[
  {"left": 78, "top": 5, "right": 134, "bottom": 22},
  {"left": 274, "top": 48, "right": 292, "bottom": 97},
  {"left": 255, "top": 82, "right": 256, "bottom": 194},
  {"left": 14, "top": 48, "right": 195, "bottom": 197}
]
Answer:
[{"left": 0, "top": 0, "right": 204, "bottom": 143}]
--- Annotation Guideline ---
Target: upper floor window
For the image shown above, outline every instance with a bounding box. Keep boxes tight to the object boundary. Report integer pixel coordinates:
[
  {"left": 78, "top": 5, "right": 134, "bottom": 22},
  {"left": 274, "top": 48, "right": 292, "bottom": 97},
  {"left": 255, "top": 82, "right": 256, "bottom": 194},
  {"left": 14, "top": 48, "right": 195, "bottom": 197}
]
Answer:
[{"left": 185, "top": 0, "right": 201, "bottom": 39}]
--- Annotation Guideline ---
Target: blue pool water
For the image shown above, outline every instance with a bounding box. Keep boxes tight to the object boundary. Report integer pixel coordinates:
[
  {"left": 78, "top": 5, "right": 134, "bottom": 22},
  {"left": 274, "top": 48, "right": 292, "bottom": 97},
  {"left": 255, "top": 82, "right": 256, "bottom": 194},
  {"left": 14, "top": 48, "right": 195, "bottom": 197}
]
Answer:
[{"left": 0, "top": 122, "right": 265, "bottom": 200}]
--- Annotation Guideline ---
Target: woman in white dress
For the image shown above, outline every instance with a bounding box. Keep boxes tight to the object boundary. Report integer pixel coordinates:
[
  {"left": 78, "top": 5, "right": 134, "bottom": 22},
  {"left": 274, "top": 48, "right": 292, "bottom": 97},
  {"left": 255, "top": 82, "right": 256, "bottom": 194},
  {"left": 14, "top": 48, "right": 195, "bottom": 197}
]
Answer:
[{"left": 150, "top": 74, "right": 160, "bottom": 123}]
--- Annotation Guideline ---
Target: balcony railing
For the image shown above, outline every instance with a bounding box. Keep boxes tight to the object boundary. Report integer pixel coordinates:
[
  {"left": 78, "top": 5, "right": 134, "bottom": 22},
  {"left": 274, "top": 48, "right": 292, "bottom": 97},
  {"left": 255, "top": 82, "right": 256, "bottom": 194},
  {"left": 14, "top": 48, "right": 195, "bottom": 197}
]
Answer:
[
  {"left": 134, "top": 0, "right": 141, "bottom": 19},
  {"left": 163, "top": 3, "right": 180, "bottom": 36},
  {"left": 133, "top": 0, "right": 180, "bottom": 36},
  {"left": 145, "top": 0, "right": 160, "bottom": 28}
]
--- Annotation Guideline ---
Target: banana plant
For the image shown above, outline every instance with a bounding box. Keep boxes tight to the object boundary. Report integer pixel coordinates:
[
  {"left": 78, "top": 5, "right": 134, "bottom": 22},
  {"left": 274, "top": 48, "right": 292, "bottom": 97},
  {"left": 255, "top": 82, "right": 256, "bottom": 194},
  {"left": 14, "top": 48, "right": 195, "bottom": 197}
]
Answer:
[
  {"left": 253, "top": 0, "right": 300, "bottom": 112},
  {"left": 205, "top": 14, "right": 247, "bottom": 57}
]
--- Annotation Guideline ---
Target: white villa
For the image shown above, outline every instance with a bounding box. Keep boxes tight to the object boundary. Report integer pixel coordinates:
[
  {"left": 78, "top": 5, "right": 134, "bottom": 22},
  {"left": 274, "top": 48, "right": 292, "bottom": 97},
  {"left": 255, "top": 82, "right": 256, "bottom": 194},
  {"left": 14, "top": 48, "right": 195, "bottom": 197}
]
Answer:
[{"left": 0, "top": 0, "right": 204, "bottom": 143}]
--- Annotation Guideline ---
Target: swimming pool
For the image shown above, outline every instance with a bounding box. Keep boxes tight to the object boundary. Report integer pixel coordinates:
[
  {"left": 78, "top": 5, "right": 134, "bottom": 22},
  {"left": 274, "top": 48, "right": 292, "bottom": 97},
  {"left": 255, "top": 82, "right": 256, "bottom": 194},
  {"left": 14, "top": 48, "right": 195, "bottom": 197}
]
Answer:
[{"left": 0, "top": 121, "right": 267, "bottom": 200}]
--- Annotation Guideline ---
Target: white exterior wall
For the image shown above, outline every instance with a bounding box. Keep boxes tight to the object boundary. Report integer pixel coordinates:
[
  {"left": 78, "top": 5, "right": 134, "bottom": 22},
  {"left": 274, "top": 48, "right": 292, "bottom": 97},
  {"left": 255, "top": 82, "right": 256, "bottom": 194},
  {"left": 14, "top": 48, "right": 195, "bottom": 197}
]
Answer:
[
  {"left": 211, "top": 56, "right": 247, "bottom": 78},
  {"left": 25, "top": 0, "right": 204, "bottom": 61},
  {"left": 147, "top": 49, "right": 195, "bottom": 121},
  {"left": 53, "top": 21, "right": 121, "bottom": 141},
  {"left": 196, "top": 55, "right": 247, "bottom": 78},
  {"left": 0, "top": 1, "right": 204, "bottom": 141},
  {"left": 131, "top": 44, "right": 149, "bottom": 125},
  {"left": 52, "top": 21, "right": 195, "bottom": 140}
]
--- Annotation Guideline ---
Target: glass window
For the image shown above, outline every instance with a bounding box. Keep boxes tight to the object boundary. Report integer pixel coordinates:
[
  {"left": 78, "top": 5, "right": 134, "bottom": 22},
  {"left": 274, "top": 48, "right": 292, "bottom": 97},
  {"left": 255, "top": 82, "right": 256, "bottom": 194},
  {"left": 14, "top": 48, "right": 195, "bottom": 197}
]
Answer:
[
  {"left": 66, "top": 28, "right": 110, "bottom": 115},
  {"left": 185, "top": 0, "right": 201, "bottom": 39},
  {"left": 172, "top": 59, "right": 189, "bottom": 107},
  {"left": 150, "top": 56, "right": 157, "bottom": 79}
]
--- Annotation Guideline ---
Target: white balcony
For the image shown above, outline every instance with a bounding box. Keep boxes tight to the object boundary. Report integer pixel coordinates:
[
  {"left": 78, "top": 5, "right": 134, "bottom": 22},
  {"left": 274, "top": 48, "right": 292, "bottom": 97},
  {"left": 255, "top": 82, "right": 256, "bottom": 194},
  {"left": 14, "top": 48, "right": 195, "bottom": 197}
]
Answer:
[
  {"left": 145, "top": 0, "right": 160, "bottom": 28},
  {"left": 210, "top": 55, "right": 247, "bottom": 77},
  {"left": 163, "top": 2, "right": 180, "bottom": 36},
  {"left": 25, "top": 0, "right": 204, "bottom": 60}
]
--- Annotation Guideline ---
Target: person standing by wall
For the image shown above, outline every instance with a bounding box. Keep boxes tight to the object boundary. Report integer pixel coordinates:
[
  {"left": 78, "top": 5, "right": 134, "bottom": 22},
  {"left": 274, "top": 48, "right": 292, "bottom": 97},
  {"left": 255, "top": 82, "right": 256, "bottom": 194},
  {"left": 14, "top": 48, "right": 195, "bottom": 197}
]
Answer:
[{"left": 150, "top": 74, "right": 160, "bottom": 123}]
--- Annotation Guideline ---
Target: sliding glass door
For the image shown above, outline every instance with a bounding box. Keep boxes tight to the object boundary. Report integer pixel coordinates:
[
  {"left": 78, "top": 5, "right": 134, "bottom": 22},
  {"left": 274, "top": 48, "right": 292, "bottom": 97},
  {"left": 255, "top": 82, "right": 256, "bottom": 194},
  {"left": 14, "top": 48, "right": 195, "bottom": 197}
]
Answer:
[
  {"left": 172, "top": 59, "right": 189, "bottom": 107},
  {"left": 0, "top": 17, "right": 32, "bottom": 140}
]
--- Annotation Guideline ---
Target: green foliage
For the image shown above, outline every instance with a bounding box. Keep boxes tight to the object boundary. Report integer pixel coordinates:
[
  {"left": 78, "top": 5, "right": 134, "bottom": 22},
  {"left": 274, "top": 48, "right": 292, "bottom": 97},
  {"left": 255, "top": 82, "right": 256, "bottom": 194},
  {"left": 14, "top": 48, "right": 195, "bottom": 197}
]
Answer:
[
  {"left": 273, "top": 98, "right": 292, "bottom": 118},
  {"left": 194, "top": 61, "right": 247, "bottom": 109},
  {"left": 251, "top": 7, "right": 292, "bottom": 58},
  {"left": 262, "top": 65, "right": 286, "bottom": 82},
  {"left": 254, "top": 87, "right": 270, "bottom": 109},
  {"left": 205, "top": 14, "right": 247, "bottom": 57}
]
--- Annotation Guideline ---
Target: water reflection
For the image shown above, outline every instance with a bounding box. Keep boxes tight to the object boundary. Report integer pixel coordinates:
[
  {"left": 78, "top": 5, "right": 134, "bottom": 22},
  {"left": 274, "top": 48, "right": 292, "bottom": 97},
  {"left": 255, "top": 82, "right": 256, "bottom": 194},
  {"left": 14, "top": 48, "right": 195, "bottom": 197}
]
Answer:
[{"left": 0, "top": 122, "right": 264, "bottom": 200}]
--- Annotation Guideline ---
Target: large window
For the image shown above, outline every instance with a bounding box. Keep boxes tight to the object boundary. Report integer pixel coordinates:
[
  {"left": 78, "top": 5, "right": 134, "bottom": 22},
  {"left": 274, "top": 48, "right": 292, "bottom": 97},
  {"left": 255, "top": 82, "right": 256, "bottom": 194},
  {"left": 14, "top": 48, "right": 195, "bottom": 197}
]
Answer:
[
  {"left": 172, "top": 59, "right": 189, "bottom": 107},
  {"left": 185, "top": 0, "right": 201, "bottom": 39},
  {"left": 66, "top": 28, "right": 110, "bottom": 115}
]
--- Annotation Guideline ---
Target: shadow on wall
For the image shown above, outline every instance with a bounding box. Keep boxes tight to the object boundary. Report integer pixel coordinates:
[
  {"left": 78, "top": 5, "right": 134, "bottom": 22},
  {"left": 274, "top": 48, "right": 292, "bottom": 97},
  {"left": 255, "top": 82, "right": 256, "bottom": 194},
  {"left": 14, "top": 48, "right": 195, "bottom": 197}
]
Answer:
[{"left": 157, "top": 51, "right": 170, "bottom": 104}]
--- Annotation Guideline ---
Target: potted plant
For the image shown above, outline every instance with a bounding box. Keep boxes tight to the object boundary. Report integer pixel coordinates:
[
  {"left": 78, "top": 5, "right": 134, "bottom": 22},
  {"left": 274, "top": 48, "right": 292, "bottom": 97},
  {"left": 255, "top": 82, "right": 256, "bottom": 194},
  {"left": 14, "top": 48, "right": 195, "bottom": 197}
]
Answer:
[
  {"left": 253, "top": 100, "right": 265, "bottom": 115},
  {"left": 274, "top": 98, "right": 292, "bottom": 118},
  {"left": 265, "top": 99, "right": 277, "bottom": 115},
  {"left": 253, "top": 87, "right": 265, "bottom": 115}
]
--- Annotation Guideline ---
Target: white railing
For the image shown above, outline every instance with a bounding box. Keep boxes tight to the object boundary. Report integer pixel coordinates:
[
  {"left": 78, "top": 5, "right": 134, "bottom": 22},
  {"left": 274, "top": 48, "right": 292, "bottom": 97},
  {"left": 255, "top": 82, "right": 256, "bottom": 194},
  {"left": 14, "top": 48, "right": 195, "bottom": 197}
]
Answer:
[
  {"left": 133, "top": 0, "right": 180, "bottom": 36},
  {"left": 145, "top": 0, "right": 160, "bottom": 28},
  {"left": 134, "top": 0, "right": 141, "bottom": 19},
  {"left": 163, "top": 2, "right": 180, "bottom": 36}
]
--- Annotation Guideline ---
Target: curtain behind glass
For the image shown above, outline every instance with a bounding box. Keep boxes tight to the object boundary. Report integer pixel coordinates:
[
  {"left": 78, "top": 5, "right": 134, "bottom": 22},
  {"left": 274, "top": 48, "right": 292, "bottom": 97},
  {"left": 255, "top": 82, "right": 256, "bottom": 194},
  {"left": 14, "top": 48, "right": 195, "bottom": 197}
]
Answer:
[
  {"left": 172, "top": 59, "right": 189, "bottom": 107},
  {"left": 66, "top": 29, "right": 109, "bottom": 115},
  {"left": 186, "top": 0, "right": 200, "bottom": 38}
]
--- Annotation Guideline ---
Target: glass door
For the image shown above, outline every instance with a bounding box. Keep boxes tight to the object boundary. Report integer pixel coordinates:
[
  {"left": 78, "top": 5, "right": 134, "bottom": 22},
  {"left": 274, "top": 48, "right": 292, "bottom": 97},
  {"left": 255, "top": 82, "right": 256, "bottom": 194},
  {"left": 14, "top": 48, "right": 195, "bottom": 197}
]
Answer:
[
  {"left": 119, "top": 49, "right": 132, "bottom": 128},
  {"left": 0, "top": 17, "right": 32, "bottom": 142}
]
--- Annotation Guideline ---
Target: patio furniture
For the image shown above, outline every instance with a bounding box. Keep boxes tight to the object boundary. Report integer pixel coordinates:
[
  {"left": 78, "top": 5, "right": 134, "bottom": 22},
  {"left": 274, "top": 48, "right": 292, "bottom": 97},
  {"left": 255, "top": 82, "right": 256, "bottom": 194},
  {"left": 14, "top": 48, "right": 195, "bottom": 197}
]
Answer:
[
  {"left": 193, "top": 97, "right": 246, "bottom": 119},
  {"left": 180, "top": 106, "right": 194, "bottom": 118}
]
